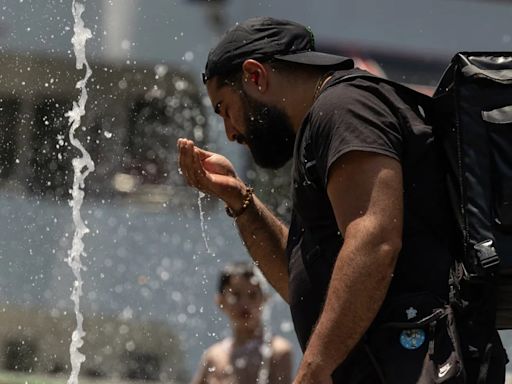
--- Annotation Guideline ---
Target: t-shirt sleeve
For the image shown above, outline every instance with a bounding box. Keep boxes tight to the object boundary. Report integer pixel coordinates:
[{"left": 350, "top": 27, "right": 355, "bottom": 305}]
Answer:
[{"left": 310, "top": 83, "right": 403, "bottom": 187}]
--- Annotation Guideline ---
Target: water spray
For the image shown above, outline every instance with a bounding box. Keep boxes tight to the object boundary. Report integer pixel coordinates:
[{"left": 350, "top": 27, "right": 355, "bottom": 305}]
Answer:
[{"left": 65, "top": 1, "right": 94, "bottom": 383}]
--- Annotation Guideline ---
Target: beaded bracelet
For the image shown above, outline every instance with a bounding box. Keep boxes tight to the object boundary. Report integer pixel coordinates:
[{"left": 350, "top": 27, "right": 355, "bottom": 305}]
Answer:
[{"left": 225, "top": 187, "right": 254, "bottom": 218}]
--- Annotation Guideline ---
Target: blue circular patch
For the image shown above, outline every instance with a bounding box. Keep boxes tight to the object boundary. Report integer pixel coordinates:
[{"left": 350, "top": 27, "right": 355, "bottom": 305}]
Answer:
[{"left": 399, "top": 329, "right": 426, "bottom": 350}]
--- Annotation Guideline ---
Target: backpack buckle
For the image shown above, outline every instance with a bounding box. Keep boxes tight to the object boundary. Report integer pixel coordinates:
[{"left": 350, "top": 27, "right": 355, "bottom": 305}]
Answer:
[{"left": 474, "top": 239, "right": 500, "bottom": 269}]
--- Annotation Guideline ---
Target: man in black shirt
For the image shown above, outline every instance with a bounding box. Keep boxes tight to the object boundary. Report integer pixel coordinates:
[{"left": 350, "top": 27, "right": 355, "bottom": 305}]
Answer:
[{"left": 178, "top": 17, "right": 506, "bottom": 383}]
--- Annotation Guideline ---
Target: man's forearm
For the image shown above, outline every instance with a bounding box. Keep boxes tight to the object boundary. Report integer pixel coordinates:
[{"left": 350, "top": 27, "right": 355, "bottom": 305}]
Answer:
[
  {"left": 234, "top": 195, "right": 290, "bottom": 302},
  {"left": 301, "top": 237, "right": 399, "bottom": 373}
]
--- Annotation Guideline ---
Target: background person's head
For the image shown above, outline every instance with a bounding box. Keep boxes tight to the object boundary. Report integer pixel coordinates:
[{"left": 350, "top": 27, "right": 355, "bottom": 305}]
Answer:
[
  {"left": 216, "top": 262, "right": 268, "bottom": 332},
  {"left": 202, "top": 17, "right": 354, "bottom": 170}
]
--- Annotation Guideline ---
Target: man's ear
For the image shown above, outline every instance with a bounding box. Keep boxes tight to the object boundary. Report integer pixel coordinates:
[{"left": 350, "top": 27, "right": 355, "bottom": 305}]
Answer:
[{"left": 242, "top": 59, "right": 268, "bottom": 93}]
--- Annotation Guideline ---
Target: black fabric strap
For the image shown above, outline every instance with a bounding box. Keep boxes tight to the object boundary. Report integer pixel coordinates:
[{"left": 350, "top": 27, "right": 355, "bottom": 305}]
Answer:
[
  {"left": 363, "top": 343, "right": 388, "bottom": 384},
  {"left": 477, "top": 342, "right": 493, "bottom": 384}
]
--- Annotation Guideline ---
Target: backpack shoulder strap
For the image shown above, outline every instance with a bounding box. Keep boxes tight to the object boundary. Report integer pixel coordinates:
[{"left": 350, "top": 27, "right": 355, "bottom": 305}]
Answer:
[
  {"left": 333, "top": 72, "right": 433, "bottom": 108},
  {"left": 303, "top": 72, "right": 433, "bottom": 189}
]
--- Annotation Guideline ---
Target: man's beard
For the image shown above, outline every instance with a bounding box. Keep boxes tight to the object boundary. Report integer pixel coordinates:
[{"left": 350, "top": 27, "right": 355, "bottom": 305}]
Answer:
[{"left": 238, "top": 90, "right": 296, "bottom": 170}]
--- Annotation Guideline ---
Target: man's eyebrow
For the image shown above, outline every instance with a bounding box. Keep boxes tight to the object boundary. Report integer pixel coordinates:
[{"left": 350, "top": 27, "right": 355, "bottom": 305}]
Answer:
[{"left": 214, "top": 101, "right": 222, "bottom": 115}]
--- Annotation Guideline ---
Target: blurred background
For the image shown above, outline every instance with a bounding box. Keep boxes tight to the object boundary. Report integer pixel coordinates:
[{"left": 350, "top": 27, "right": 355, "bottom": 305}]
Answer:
[{"left": 0, "top": 0, "right": 511, "bottom": 383}]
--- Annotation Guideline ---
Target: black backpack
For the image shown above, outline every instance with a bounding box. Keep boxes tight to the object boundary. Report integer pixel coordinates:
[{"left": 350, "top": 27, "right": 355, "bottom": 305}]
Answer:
[
  {"left": 433, "top": 52, "right": 512, "bottom": 330},
  {"left": 336, "top": 52, "right": 512, "bottom": 330},
  {"left": 313, "top": 53, "right": 512, "bottom": 382}
]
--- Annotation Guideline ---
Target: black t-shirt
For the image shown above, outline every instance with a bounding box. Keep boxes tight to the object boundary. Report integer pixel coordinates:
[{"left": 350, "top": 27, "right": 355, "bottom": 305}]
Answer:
[{"left": 287, "top": 69, "right": 457, "bottom": 382}]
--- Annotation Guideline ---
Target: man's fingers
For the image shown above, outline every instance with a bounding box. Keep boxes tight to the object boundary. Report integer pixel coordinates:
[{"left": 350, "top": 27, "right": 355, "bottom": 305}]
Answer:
[
  {"left": 191, "top": 147, "right": 209, "bottom": 187},
  {"left": 195, "top": 146, "right": 215, "bottom": 160},
  {"left": 178, "top": 139, "right": 199, "bottom": 187},
  {"left": 177, "top": 139, "right": 190, "bottom": 183},
  {"left": 177, "top": 138, "right": 210, "bottom": 190}
]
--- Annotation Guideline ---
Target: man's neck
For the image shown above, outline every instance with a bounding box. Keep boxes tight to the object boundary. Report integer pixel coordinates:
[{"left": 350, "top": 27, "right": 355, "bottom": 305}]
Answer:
[{"left": 280, "top": 71, "right": 333, "bottom": 133}]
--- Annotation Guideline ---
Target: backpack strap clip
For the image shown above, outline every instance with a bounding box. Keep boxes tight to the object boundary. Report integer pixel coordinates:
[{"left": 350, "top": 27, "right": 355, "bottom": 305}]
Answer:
[{"left": 474, "top": 239, "right": 500, "bottom": 270}]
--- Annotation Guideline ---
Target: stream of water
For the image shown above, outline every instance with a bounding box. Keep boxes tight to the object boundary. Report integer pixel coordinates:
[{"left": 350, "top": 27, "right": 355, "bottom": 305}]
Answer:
[
  {"left": 198, "top": 191, "right": 211, "bottom": 254},
  {"left": 65, "top": 1, "right": 94, "bottom": 383}
]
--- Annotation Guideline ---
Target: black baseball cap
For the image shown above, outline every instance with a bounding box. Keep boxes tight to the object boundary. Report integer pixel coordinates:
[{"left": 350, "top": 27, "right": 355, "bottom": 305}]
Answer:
[{"left": 203, "top": 17, "right": 353, "bottom": 83}]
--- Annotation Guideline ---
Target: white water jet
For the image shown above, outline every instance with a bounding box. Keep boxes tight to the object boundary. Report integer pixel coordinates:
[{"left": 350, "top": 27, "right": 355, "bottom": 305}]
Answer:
[
  {"left": 197, "top": 191, "right": 211, "bottom": 253},
  {"left": 257, "top": 294, "right": 275, "bottom": 384},
  {"left": 65, "top": 1, "right": 94, "bottom": 383},
  {"left": 255, "top": 269, "right": 275, "bottom": 384}
]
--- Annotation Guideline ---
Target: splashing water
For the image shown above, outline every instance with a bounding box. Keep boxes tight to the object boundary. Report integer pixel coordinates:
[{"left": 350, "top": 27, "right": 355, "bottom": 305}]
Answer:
[
  {"left": 197, "top": 191, "right": 215, "bottom": 298},
  {"left": 257, "top": 294, "right": 275, "bottom": 384},
  {"left": 65, "top": 1, "right": 94, "bottom": 383},
  {"left": 197, "top": 191, "right": 211, "bottom": 253},
  {"left": 255, "top": 268, "right": 275, "bottom": 384}
]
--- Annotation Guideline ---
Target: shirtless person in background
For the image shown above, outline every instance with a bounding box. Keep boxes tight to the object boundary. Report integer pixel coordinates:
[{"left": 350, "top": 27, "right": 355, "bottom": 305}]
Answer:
[{"left": 190, "top": 262, "right": 293, "bottom": 384}]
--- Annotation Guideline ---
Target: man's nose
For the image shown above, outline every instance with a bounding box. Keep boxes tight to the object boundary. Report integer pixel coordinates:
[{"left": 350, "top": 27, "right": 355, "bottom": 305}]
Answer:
[{"left": 223, "top": 119, "right": 238, "bottom": 142}]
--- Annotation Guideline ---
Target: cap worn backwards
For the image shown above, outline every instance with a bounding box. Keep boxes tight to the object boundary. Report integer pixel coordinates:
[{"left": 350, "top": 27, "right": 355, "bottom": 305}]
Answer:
[{"left": 203, "top": 16, "right": 353, "bottom": 83}]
